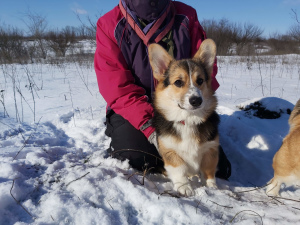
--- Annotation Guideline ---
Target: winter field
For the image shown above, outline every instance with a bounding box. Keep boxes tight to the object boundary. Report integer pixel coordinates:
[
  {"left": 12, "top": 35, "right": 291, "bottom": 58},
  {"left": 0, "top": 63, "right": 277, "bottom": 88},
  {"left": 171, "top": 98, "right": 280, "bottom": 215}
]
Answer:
[{"left": 1, "top": 53, "right": 300, "bottom": 225}]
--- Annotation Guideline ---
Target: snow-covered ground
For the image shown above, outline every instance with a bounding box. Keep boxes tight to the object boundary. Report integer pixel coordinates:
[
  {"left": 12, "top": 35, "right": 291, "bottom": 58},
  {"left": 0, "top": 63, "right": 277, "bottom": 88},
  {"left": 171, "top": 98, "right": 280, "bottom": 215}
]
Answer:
[{"left": 1, "top": 54, "right": 300, "bottom": 225}]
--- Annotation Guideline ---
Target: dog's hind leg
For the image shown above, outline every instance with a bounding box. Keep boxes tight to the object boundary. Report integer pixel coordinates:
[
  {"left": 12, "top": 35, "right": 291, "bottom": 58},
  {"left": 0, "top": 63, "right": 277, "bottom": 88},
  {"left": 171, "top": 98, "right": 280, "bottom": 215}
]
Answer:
[{"left": 266, "top": 177, "right": 281, "bottom": 196}]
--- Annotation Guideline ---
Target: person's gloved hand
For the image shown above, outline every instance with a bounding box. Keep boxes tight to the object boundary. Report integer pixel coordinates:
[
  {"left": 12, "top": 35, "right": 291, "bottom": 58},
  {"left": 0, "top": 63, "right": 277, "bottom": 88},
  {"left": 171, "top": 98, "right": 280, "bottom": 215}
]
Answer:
[{"left": 148, "top": 131, "right": 158, "bottom": 150}]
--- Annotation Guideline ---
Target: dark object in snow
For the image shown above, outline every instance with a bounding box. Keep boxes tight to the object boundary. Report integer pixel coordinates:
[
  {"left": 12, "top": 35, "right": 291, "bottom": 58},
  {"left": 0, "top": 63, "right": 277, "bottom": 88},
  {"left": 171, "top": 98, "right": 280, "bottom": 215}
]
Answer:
[{"left": 240, "top": 101, "right": 291, "bottom": 119}]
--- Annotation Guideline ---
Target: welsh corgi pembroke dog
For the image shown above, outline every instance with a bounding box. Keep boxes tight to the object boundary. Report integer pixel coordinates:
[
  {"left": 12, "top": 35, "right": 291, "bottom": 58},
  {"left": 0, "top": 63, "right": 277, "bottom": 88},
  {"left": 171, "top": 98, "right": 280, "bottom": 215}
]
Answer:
[
  {"left": 266, "top": 99, "right": 300, "bottom": 196},
  {"left": 148, "top": 39, "right": 219, "bottom": 196}
]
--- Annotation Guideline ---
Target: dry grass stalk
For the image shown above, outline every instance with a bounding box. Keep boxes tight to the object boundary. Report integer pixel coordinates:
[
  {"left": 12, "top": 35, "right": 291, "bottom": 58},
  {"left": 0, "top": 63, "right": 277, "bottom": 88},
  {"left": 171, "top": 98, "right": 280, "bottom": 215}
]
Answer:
[
  {"left": 208, "top": 199, "right": 233, "bottom": 209},
  {"left": 13, "top": 117, "right": 42, "bottom": 161},
  {"left": 10, "top": 179, "right": 35, "bottom": 219},
  {"left": 230, "top": 209, "right": 263, "bottom": 224},
  {"left": 66, "top": 172, "right": 90, "bottom": 187}
]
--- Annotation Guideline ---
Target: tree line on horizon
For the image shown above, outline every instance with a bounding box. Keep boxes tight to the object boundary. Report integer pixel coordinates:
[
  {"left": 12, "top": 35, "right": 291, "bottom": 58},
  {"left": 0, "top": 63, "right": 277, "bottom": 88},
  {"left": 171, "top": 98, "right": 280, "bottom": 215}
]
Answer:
[
  {"left": 0, "top": 11, "right": 300, "bottom": 64},
  {"left": 201, "top": 16, "right": 300, "bottom": 56}
]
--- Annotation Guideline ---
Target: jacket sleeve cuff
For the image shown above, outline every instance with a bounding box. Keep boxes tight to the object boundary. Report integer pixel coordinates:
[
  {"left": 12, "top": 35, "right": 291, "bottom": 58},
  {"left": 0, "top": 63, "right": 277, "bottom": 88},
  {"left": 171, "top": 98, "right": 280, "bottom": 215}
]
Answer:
[{"left": 141, "top": 125, "right": 156, "bottom": 139}]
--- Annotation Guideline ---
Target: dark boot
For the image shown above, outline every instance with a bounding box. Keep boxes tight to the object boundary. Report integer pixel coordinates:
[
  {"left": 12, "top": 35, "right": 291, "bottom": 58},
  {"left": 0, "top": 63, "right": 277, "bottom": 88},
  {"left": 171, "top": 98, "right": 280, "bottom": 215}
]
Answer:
[
  {"left": 215, "top": 145, "right": 231, "bottom": 180},
  {"left": 105, "top": 111, "right": 165, "bottom": 173}
]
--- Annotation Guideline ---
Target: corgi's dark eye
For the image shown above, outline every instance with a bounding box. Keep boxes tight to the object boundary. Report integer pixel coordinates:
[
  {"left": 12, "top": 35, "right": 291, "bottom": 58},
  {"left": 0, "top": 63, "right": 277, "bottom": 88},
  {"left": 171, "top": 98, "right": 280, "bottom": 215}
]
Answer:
[
  {"left": 196, "top": 78, "right": 204, "bottom": 86},
  {"left": 174, "top": 80, "right": 184, "bottom": 87}
]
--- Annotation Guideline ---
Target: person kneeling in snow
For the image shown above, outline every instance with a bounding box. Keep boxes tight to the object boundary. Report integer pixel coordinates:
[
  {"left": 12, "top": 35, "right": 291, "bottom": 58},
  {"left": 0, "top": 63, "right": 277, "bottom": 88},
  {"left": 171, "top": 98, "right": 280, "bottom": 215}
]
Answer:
[{"left": 94, "top": 0, "right": 231, "bottom": 179}]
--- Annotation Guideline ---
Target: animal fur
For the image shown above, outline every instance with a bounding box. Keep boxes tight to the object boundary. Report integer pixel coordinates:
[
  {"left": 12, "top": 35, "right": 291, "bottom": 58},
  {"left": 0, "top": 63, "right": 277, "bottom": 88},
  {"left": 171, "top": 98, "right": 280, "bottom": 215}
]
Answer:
[
  {"left": 148, "top": 39, "right": 219, "bottom": 196},
  {"left": 266, "top": 99, "right": 300, "bottom": 196}
]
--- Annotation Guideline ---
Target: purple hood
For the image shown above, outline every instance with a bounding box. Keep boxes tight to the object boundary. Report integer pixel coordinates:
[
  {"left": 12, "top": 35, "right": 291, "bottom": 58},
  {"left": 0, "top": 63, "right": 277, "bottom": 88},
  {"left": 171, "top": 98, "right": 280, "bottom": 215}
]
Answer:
[{"left": 124, "top": 0, "right": 170, "bottom": 22}]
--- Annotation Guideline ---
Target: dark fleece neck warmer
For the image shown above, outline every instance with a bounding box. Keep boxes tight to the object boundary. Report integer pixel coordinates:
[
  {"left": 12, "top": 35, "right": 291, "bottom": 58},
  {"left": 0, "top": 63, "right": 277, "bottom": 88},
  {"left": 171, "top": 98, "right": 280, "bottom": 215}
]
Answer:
[{"left": 124, "top": 0, "right": 170, "bottom": 22}]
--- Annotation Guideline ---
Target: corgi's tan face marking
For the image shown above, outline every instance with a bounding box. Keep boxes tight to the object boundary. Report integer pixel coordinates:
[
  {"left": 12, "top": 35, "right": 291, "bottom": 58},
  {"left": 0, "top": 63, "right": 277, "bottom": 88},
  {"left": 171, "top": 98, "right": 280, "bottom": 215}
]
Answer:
[
  {"left": 166, "top": 60, "right": 209, "bottom": 111},
  {"left": 148, "top": 39, "right": 217, "bottom": 114},
  {"left": 148, "top": 39, "right": 216, "bottom": 84}
]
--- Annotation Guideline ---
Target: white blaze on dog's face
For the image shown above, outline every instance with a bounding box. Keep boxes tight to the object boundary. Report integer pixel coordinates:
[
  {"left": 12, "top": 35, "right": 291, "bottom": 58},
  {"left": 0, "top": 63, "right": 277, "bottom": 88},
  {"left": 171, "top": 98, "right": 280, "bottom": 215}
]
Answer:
[{"left": 148, "top": 39, "right": 217, "bottom": 122}]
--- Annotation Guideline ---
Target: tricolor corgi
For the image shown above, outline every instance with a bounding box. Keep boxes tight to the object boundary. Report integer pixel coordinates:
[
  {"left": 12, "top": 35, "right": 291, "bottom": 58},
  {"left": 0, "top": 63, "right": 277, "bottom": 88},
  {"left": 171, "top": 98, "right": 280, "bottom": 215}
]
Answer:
[
  {"left": 266, "top": 99, "right": 300, "bottom": 196},
  {"left": 148, "top": 39, "right": 219, "bottom": 196}
]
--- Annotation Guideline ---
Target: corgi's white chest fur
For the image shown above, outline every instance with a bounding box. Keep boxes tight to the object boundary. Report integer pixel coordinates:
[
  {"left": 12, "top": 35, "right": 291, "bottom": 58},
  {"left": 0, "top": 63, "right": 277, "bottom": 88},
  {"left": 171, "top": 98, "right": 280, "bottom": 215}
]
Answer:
[{"left": 159, "top": 122, "right": 219, "bottom": 175}]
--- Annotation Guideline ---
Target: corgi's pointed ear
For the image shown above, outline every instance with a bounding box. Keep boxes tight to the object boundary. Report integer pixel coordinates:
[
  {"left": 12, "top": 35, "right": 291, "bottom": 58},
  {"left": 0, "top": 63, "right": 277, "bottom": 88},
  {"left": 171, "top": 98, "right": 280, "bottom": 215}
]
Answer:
[
  {"left": 148, "top": 44, "right": 173, "bottom": 82},
  {"left": 193, "top": 39, "right": 216, "bottom": 76}
]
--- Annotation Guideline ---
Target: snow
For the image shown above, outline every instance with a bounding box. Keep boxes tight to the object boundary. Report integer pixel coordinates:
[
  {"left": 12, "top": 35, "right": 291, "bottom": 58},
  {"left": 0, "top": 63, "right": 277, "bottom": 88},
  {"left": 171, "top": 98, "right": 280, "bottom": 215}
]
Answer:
[{"left": 1, "top": 53, "right": 300, "bottom": 224}]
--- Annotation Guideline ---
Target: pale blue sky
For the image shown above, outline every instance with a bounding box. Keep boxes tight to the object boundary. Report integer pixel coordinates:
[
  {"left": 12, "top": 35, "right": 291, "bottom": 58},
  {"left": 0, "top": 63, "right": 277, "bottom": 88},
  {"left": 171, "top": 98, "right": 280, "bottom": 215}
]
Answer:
[{"left": 0, "top": 0, "right": 300, "bottom": 37}]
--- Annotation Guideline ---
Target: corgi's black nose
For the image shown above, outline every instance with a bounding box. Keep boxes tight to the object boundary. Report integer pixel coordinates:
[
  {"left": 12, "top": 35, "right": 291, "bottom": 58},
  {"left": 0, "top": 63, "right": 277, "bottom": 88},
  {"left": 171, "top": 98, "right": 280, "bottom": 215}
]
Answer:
[{"left": 189, "top": 96, "right": 202, "bottom": 107}]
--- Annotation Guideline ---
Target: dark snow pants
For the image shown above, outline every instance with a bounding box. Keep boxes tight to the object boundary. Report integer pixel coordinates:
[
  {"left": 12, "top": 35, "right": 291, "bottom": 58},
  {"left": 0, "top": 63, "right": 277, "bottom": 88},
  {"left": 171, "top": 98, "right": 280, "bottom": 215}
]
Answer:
[{"left": 105, "top": 111, "right": 231, "bottom": 179}]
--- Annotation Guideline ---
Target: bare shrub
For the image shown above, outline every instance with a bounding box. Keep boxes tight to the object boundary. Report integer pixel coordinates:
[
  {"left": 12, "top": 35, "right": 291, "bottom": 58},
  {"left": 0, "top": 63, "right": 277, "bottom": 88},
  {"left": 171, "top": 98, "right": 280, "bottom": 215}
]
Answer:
[
  {"left": 201, "top": 18, "right": 235, "bottom": 55},
  {"left": 26, "top": 38, "right": 40, "bottom": 63},
  {"left": 23, "top": 11, "right": 49, "bottom": 59},
  {"left": 201, "top": 18, "right": 263, "bottom": 56},
  {"left": 289, "top": 24, "right": 300, "bottom": 44},
  {"left": 267, "top": 32, "right": 298, "bottom": 54},
  {"left": 46, "top": 26, "right": 77, "bottom": 57},
  {"left": 232, "top": 23, "right": 264, "bottom": 56},
  {"left": 0, "top": 25, "right": 28, "bottom": 64},
  {"left": 75, "top": 25, "right": 89, "bottom": 40},
  {"left": 291, "top": 9, "right": 300, "bottom": 24},
  {"left": 76, "top": 13, "right": 98, "bottom": 46}
]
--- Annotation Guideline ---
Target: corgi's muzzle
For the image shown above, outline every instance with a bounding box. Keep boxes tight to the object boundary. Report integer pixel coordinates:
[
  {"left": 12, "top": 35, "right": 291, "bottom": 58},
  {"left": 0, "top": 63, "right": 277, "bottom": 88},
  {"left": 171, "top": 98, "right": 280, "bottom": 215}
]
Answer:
[
  {"left": 180, "top": 86, "right": 203, "bottom": 110},
  {"left": 178, "top": 95, "right": 203, "bottom": 110},
  {"left": 189, "top": 96, "right": 203, "bottom": 108}
]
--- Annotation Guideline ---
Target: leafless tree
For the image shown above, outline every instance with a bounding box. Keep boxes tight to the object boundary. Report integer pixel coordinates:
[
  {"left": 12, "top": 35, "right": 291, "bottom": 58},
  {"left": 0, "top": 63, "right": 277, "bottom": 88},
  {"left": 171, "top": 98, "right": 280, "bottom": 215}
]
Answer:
[
  {"left": 288, "top": 9, "right": 300, "bottom": 52},
  {"left": 75, "top": 25, "right": 88, "bottom": 40},
  {"left": 23, "top": 11, "right": 48, "bottom": 59},
  {"left": 232, "top": 22, "right": 264, "bottom": 55},
  {"left": 267, "top": 32, "right": 298, "bottom": 55},
  {"left": 75, "top": 12, "right": 100, "bottom": 45},
  {"left": 201, "top": 18, "right": 263, "bottom": 56},
  {"left": 0, "top": 25, "right": 27, "bottom": 63},
  {"left": 289, "top": 24, "right": 300, "bottom": 42},
  {"left": 46, "top": 26, "right": 77, "bottom": 57},
  {"left": 291, "top": 9, "right": 299, "bottom": 24},
  {"left": 201, "top": 18, "right": 235, "bottom": 55}
]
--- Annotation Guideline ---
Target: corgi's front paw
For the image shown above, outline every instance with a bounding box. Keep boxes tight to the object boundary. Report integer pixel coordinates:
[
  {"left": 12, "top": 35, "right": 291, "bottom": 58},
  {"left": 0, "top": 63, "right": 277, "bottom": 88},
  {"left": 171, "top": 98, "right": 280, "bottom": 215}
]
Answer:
[
  {"left": 206, "top": 179, "right": 217, "bottom": 188},
  {"left": 174, "top": 183, "right": 194, "bottom": 197}
]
